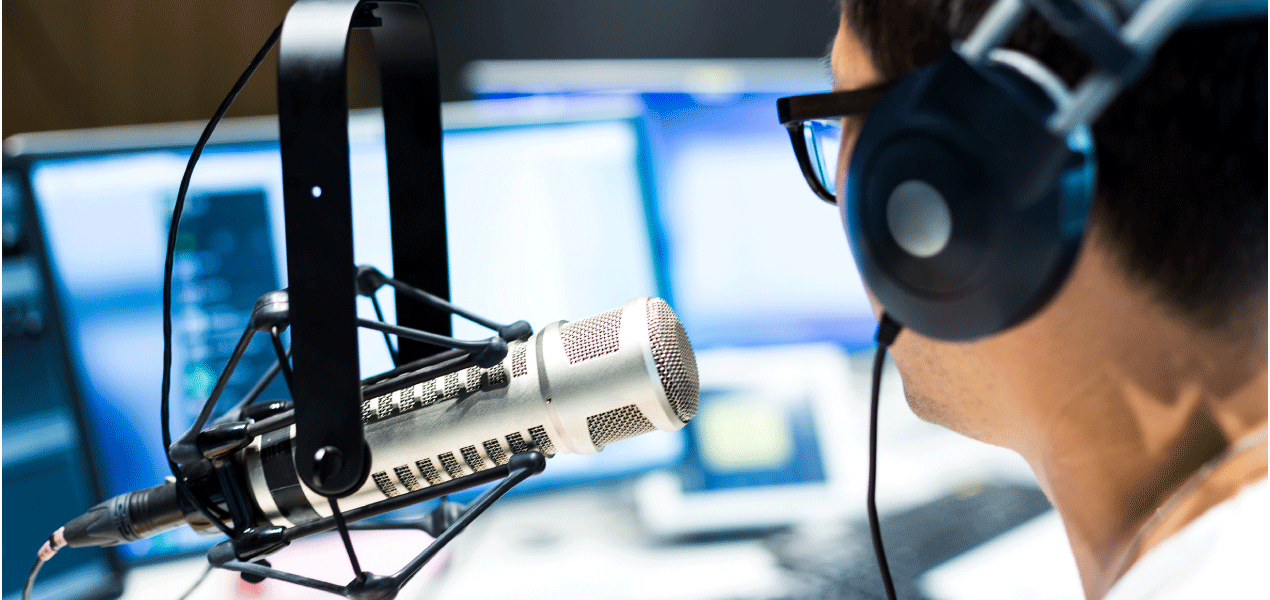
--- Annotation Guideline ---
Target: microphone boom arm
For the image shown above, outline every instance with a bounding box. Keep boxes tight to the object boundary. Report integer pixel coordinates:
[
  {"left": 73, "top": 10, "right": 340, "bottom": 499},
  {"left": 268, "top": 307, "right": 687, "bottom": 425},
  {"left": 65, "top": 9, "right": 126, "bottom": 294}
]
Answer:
[{"left": 277, "top": 0, "right": 448, "bottom": 500}]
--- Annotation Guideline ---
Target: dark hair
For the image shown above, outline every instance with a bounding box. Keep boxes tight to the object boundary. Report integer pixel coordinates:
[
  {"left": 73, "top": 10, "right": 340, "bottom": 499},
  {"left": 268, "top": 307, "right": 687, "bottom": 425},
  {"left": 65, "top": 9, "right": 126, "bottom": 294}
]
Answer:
[{"left": 840, "top": 0, "right": 1267, "bottom": 333}]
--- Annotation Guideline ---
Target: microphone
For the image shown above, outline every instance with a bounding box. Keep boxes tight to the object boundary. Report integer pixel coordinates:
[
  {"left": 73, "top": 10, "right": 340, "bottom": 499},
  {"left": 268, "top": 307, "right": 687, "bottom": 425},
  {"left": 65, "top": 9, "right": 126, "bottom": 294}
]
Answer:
[{"left": 57, "top": 297, "right": 698, "bottom": 547}]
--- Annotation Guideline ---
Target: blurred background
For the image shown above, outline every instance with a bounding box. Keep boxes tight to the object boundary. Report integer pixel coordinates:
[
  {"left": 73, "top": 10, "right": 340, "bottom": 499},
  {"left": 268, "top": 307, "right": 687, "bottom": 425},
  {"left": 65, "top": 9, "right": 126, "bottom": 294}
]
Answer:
[
  {"left": 3, "top": 2, "right": 1080, "bottom": 600},
  {"left": 3, "top": 0, "right": 841, "bottom": 137}
]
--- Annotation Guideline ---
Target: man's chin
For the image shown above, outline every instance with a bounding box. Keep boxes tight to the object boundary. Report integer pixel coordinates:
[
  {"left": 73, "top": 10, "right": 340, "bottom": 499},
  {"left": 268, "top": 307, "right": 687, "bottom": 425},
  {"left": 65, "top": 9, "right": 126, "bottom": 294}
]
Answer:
[
  {"left": 903, "top": 388, "right": 952, "bottom": 427},
  {"left": 902, "top": 388, "right": 1004, "bottom": 447}
]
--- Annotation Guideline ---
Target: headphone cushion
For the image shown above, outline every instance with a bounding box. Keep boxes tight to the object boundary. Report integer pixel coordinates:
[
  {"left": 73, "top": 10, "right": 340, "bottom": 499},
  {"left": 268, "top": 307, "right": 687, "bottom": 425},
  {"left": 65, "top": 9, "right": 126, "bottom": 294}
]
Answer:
[{"left": 844, "top": 50, "right": 1094, "bottom": 341}]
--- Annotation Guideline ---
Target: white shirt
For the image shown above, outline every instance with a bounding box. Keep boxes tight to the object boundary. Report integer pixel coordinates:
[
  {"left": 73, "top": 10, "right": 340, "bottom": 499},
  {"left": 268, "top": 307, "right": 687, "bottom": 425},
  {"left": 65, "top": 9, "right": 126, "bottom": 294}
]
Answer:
[{"left": 1105, "top": 478, "right": 1268, "bottom": 599}]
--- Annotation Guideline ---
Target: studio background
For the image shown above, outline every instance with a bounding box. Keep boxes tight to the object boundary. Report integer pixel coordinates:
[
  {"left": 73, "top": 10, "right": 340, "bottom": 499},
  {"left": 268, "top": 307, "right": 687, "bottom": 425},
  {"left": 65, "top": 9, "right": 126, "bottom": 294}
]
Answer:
[
  {"left": 3, "top": 0, "right": 837, "bottom": 138},
  {"left": 2, "top": 2, "right": 1078, "bottom": 600}
]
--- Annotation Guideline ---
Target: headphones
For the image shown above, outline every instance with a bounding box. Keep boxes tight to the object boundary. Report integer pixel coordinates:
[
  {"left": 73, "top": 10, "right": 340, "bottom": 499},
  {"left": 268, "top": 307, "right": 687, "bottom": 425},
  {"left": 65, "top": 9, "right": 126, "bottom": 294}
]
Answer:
[{"left": 844, "top": 0, "right": 1266, "bottom": 341}]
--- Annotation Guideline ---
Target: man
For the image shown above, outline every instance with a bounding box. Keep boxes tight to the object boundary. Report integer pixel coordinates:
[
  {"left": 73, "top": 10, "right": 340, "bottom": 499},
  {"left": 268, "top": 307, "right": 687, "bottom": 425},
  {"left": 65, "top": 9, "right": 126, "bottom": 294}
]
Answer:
[{"left": 810, "top": 1, "right": 1266, "bottom": 598}]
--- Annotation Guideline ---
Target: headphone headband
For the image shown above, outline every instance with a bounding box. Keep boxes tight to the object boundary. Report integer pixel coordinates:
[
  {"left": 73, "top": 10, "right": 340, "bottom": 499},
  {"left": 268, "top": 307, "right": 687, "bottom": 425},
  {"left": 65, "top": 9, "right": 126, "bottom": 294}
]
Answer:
[{"left": 964, "top": 0, "right": 1264, "bottom": 136}]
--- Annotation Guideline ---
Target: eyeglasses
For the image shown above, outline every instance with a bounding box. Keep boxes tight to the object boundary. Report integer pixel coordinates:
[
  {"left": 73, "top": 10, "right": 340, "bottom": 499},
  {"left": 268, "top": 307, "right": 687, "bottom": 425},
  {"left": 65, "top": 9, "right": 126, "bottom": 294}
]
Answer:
[{"left": 777, "top": 82, "right": 892, "bottom": 204}]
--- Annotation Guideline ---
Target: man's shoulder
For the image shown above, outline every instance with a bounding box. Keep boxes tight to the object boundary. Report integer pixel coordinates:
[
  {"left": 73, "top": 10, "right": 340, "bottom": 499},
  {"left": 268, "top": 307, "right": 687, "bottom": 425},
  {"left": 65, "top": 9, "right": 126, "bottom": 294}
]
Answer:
[{"left": 1106, "top": 478, "right": 1268, "bottom": 600}]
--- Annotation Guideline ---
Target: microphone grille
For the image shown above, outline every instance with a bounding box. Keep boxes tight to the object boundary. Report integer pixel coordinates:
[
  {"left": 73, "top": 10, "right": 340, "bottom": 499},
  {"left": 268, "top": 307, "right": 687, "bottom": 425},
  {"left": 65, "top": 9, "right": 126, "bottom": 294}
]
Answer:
[
  {"left": 587, "top": 404, "right": 656, "bottom": 449},
  {"left": 646, "top": 298, "right": 699, "bottom": 423},
  {"left": 510, "top": 342, "right": 529, "bottom": 377},
  {"left": 560, "top": 307, "right": 624, "bottom": 364}
]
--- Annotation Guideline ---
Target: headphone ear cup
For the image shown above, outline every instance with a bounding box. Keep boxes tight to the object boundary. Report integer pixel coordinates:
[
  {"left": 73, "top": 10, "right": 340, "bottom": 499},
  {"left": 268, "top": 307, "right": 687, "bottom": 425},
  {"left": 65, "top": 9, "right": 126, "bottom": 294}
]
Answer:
[{"left": 844, "top": 50, "right": 1095, "bottom": 341}]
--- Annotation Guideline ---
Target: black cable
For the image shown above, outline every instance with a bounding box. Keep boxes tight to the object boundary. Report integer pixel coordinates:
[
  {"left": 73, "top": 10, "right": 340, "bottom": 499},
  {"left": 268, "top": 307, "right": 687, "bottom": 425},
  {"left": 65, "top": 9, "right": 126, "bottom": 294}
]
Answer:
[
  {"left": 160, "top": 21, "right": 282, "bottom": 539},
  {"left": 23, "top": 556, "right": 44, "bottom": 600},
  {"left": 868, "top": 313, "right": 903, "bottom": 600},
  {"left": 24, "top": 530, "right": 67, "bottom": 600},
  {"left": 26, "top": 28, "right": 285, "bottom": 594}
]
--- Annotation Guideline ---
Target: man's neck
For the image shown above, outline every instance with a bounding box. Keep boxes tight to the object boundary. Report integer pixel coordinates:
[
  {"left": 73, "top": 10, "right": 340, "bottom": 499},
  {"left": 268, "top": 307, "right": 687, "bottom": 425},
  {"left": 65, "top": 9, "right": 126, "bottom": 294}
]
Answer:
[
  {"left": 1021, "top": 367, "right": 1267, "bottom": 600},
  {"left": 1116, "top": 427, "right": 1267, "bottom": 580}
]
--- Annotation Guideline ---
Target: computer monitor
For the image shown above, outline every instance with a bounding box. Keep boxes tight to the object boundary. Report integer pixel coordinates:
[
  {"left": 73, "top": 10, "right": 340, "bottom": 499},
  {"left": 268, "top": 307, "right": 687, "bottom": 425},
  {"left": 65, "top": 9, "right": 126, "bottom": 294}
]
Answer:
[
  {"left": 7, "top": 94, "right": 680, "bottom": 562},
  {"left": 3, "top": 173, "right": 123, "bottom": 600},
  {"left": 467, "top": 58, "right": 877, "bottom": 535},
  {"left": 467, "top": 58, "right": 878, "bottom": 351},
  {"left": 635, "top": 343, "right": 858, "bottom": 536}
]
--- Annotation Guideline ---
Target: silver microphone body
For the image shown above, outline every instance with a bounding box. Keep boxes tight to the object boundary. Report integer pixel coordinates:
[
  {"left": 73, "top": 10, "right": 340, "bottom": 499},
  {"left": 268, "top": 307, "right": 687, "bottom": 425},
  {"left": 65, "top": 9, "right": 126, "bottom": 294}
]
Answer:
[{"left": 241, "top": 296, "right": 698, "bottom": 528}]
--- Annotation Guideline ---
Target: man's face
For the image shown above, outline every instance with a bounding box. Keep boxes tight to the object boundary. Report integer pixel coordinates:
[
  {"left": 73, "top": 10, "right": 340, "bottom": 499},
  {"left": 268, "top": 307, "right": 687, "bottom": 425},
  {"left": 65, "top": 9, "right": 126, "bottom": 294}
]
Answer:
[{"left": 828, "top": 16, "right": 1027, "bottom": 447}]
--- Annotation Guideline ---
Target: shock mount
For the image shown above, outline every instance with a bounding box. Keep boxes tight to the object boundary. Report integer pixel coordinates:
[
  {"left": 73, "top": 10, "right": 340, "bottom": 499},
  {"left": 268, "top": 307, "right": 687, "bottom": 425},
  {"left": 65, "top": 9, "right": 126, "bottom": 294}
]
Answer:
[{"left": 161, "top": 1, "right": 548, "bottom": 598}]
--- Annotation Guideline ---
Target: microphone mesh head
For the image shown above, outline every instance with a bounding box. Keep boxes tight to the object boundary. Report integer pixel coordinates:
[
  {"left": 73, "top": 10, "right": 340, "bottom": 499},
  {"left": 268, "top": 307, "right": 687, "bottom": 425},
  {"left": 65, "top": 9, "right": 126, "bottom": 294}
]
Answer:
[
  {"left": 646, "top": 298, "right": 699, "bottom": 422},
  {"left": 587, "top": 404, "right": 657, "bottom": 449},
  {"left": 511, "top": 343, "right": 528, "bottom": 377},
  {"left": 560, "top": 307, "right": 624, "bottom": 364}
]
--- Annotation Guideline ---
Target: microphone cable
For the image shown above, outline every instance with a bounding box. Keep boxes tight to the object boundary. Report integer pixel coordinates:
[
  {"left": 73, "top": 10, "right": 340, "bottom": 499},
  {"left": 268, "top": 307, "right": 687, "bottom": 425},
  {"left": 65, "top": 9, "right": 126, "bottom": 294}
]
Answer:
[
  {"left": 24, "top": 530, "right": 65, "bottom": 600},
  {"left": 868, "top": 313, "right": 903, "bottom": 600},
  {"left": 22, "top": 21, "right": 284, "bottom": 600},
  {"left": 158, "top": 21, "right": 284, "bottom": 536}
]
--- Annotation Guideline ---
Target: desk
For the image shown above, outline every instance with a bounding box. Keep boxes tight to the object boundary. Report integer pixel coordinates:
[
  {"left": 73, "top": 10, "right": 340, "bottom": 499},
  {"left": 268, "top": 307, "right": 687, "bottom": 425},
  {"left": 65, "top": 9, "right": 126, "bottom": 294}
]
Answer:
[
  {"left": 118, "top": 487, "right": 790, "bottom": 600},
  {"left": 118, "top": 482, "right": 1077, "bottom": 600}
]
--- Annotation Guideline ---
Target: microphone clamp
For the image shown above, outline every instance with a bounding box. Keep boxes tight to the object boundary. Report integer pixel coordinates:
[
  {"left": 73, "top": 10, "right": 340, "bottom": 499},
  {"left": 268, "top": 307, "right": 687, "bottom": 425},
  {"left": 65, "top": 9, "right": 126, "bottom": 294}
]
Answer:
[{"left": 249, "top": 290, "right": 292, "bottom": 333}]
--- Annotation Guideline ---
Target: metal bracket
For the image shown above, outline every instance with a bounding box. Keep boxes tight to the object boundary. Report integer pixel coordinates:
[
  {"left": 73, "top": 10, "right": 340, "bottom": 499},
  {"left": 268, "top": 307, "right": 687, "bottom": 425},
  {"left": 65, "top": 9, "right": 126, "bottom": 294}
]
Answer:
[
  {"left": 276, "top": 0, "right": 449, "bottom": 497},
  {"left": 208, "top": 452, "right": 548, "bottom": 599},
  {"left": 1026, "top": 0, "right": 1144, "bottom": 80}
]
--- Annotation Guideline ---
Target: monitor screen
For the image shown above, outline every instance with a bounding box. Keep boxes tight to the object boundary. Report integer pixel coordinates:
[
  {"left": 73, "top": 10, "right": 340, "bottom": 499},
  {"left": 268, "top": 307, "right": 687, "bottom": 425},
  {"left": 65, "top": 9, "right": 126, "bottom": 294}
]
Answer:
[
  {"left": 20, "top": 95, "right": 679, "bottom": 562},
  {"left": 467, "top": 58, "right": 879, "bottom": 351},
  {"left": 639, "top": 91, "right": 877, "bottom": 350},
  {"left": 3, "top": 186, "right": 122, "bottom": 600},
  {"left": 467, "top": 59, "right": 879, "bottom": 536}
]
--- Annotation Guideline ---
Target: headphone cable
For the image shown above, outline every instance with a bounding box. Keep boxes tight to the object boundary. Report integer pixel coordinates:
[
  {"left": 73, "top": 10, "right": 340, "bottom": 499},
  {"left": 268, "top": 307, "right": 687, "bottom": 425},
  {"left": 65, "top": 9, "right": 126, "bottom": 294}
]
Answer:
[{"left": 869, "top": 313, "right": 903, "bottom": 600}]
